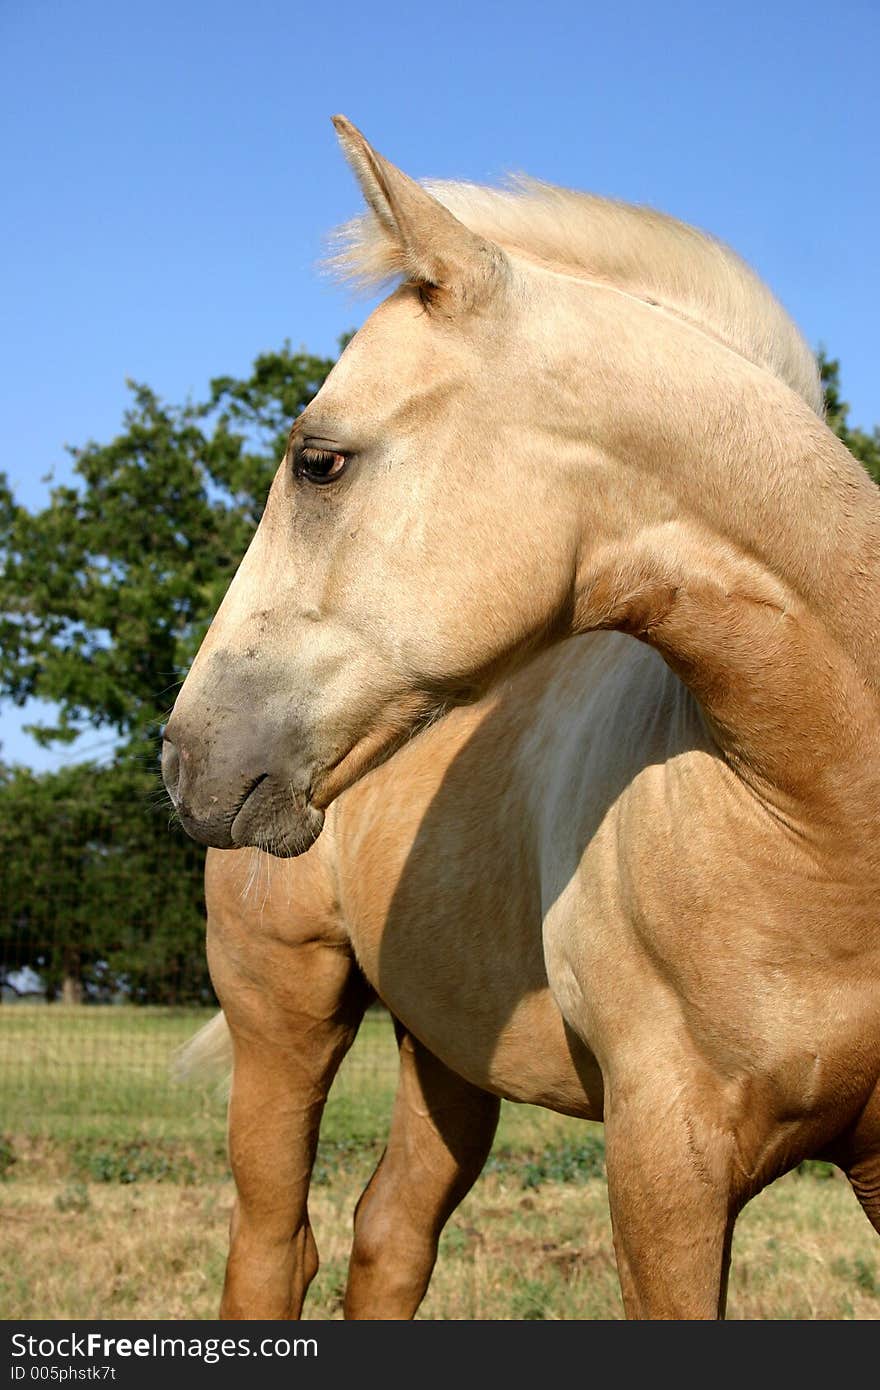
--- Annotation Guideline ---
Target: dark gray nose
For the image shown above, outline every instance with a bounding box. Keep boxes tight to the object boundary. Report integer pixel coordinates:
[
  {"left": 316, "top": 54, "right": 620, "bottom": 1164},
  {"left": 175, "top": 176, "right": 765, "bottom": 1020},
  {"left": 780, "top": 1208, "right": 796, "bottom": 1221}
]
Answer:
[
  {"left": 159, "top": 704, "right": 323, "bottom": 857},
  {"left": 159, "top": 712, "right": 276, "bottom": 850}
]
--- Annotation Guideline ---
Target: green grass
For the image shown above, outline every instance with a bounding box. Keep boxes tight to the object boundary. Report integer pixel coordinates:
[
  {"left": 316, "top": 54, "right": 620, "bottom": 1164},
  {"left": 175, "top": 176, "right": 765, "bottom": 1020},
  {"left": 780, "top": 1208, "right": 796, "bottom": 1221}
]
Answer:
[
  {"left": 0, "top": 1005, "right": 400, "bottom": 1133},
  {"left": 1, "top": 1005, "right": 224, "bottom": 1141},
  {"left": 0, "top": 1003, "right": 592, "bottom": 1185}
]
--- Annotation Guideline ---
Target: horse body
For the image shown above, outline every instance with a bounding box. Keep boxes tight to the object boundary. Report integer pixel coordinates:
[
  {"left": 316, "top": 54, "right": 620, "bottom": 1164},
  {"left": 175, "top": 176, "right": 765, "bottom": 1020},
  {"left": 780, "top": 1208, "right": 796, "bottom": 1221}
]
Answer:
[
  {"left": 168, "top": 118, "right": 880, "bottom": 1317},
  {"left": 329, "top": 616, "right": 880, "bottom": 1154},
  {"left": 203, "top": 624, "right": 880, "bottom": 1317}
]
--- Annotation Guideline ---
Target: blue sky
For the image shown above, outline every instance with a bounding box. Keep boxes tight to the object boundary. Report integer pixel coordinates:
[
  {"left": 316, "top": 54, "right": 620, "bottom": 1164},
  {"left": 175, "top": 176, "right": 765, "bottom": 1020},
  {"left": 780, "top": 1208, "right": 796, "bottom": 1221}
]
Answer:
[{"left": 1, "top": 0, "right": 878, "bottom": 770}]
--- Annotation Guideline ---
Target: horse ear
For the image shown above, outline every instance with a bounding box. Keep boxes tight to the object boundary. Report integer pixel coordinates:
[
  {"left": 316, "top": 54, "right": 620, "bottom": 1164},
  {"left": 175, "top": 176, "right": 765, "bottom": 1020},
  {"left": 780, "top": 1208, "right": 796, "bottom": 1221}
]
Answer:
[{"left": 331, "top": 115, "right": 507, "bottom": 308}]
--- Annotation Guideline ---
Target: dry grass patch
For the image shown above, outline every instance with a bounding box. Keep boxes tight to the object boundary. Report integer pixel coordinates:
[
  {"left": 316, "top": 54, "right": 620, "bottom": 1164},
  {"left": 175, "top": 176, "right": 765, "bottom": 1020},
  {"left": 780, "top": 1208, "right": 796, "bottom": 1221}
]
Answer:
[{"left": 2, "top": 1169, "right": 877, "bottom": 1321}]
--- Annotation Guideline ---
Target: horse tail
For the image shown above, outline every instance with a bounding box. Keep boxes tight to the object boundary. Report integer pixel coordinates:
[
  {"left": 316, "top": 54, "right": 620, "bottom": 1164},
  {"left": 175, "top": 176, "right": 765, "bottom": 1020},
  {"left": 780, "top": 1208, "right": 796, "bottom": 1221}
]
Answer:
[{"left": 173, "top": 1009, "right": 233, "bottom": 1085}]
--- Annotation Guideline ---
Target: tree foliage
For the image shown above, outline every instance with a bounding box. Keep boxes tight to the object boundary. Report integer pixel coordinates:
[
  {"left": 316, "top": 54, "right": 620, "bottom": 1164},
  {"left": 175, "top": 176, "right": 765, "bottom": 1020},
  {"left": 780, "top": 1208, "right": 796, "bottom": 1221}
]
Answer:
[
  {"left": 0, "top": 761, "right": 210, "bottom": 1004},
  {"left": 818, "top": 350, "right": 880, "bottom": 484}
]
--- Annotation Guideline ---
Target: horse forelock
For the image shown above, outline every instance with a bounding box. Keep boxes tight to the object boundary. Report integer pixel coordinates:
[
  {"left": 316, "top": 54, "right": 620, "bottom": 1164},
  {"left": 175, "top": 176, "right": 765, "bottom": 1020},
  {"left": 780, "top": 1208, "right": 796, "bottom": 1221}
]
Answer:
[{"left": 326, "top": 176, "right": 823, "bottom": 416}]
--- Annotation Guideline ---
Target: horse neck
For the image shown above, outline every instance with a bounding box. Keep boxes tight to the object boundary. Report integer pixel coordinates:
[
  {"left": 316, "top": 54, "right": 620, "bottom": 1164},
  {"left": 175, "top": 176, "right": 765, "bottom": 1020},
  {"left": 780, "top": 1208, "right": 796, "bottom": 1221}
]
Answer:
[{"left": 565, "top": 330, "right": 880, "bottom": 813}]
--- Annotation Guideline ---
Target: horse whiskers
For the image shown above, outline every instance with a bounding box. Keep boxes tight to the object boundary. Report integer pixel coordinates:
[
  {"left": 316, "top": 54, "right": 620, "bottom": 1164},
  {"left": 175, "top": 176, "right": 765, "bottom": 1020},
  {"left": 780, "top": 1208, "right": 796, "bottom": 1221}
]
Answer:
[
  {"left": 152, "top": 679, "right": 186, "bottom": 702},
  {"left": 239, "top": 844, "right": 268, "bottom": 905},
  {"left": 406, "top": 700, "right": 450, "bottom": 746},
  {"left": 259, "top": 848, "right": 273, "bottom": 918}
]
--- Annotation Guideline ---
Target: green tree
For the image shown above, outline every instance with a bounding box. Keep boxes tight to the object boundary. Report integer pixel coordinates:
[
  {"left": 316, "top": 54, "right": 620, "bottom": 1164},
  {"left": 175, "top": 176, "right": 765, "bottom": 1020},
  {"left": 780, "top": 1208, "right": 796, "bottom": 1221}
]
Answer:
[
  {"left": 819, "top": 349, "right": 880, "bottom": 484},
  {"left": 0, "top": 761, "right": 211, "bottom": 1004}
]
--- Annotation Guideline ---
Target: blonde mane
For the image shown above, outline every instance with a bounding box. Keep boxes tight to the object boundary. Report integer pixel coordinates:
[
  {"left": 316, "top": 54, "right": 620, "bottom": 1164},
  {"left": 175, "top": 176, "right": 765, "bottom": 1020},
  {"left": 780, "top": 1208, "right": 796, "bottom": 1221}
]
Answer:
[{"left": 330, "top": 176, "right": 823, "bottom": 415}]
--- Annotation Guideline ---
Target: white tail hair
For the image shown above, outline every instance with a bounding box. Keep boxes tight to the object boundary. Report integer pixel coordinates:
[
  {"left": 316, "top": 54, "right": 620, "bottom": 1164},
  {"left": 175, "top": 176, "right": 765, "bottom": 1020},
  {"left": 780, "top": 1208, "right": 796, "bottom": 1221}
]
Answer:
[{"left": 173, "top": 1010, "right": 233, "bottom": 1085}]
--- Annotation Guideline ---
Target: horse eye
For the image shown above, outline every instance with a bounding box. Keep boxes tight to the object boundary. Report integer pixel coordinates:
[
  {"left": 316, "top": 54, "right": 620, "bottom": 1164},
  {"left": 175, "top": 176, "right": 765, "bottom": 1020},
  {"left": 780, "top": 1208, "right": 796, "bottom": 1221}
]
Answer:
[{"left": 296, "top": 447, "right": 348, "bottom": 485}]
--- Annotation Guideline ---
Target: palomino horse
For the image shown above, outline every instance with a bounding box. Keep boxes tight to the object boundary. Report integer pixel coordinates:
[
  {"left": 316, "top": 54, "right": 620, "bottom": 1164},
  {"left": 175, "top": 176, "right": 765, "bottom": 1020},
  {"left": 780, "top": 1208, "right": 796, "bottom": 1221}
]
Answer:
[{"left": 165, "top": 117, "right": 880, "bottom": 1319}]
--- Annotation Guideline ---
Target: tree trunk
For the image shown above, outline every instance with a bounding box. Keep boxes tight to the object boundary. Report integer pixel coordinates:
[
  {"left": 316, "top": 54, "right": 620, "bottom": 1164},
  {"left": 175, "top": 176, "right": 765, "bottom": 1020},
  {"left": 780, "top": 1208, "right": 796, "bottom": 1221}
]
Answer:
[{"left": 61, "top": 974, "right": 83, "bottom": 1005}]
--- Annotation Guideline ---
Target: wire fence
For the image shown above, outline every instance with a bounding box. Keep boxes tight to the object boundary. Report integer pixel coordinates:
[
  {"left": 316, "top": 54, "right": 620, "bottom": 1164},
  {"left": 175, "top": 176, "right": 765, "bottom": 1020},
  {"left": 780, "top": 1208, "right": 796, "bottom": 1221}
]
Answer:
[
  {"left": 0, "top": 797, "right": 398, "bottom": 1135},
  {"left": 0, "top": 1004, "right": 398, "bottom": 1145}
]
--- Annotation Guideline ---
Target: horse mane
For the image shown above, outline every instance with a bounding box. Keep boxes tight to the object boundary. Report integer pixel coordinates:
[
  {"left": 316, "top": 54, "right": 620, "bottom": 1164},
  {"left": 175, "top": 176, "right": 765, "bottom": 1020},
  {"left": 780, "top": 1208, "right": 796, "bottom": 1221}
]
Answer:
[{"left": 329, "top": 176, "right": 823, "bottom": 416}]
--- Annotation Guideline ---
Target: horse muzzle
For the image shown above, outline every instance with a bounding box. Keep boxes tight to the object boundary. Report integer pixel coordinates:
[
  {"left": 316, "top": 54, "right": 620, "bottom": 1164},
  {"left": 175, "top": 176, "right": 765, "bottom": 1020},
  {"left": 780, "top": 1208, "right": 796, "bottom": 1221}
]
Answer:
[{"left": 161, "top": 724, "right": 325, "bottom": 858}]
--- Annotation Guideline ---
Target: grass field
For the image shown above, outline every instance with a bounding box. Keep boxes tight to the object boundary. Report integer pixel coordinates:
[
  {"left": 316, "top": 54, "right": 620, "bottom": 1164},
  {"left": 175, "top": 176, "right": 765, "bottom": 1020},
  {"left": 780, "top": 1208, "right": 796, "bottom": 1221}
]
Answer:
[{"left": 1, "top": 1006, "right": 878, "bottom": 1320}]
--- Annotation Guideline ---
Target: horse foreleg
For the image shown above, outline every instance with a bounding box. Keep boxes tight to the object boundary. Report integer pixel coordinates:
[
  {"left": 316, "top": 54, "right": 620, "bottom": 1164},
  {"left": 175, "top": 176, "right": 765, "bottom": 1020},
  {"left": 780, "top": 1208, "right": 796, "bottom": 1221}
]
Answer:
[
  {"left": 207, "top": 845, "right": 372, "bottom": 1325},
  {"left": 218, "top": 949, "right": 371, "bottom": 1320},
  {"left": 344, "top": 1027, "right": 500, "bottom": 1319},
  {"left": 603, "top": 1067, "right": 737, "bottom": 1320}
]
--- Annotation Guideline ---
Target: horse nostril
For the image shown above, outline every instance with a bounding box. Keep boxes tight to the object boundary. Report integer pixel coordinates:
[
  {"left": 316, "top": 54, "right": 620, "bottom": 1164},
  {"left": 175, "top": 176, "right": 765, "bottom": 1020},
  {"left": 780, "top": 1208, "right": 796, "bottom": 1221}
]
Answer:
[{"left": 161, "top": 737, "right": 181, "bottom": 803}]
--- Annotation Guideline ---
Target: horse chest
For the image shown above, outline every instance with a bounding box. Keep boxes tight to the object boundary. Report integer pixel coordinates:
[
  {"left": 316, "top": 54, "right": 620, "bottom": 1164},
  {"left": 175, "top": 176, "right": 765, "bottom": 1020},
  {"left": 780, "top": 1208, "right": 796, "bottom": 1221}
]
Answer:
[{"left": 539, "top": 759, "right": 880, "bottom": 1108}]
